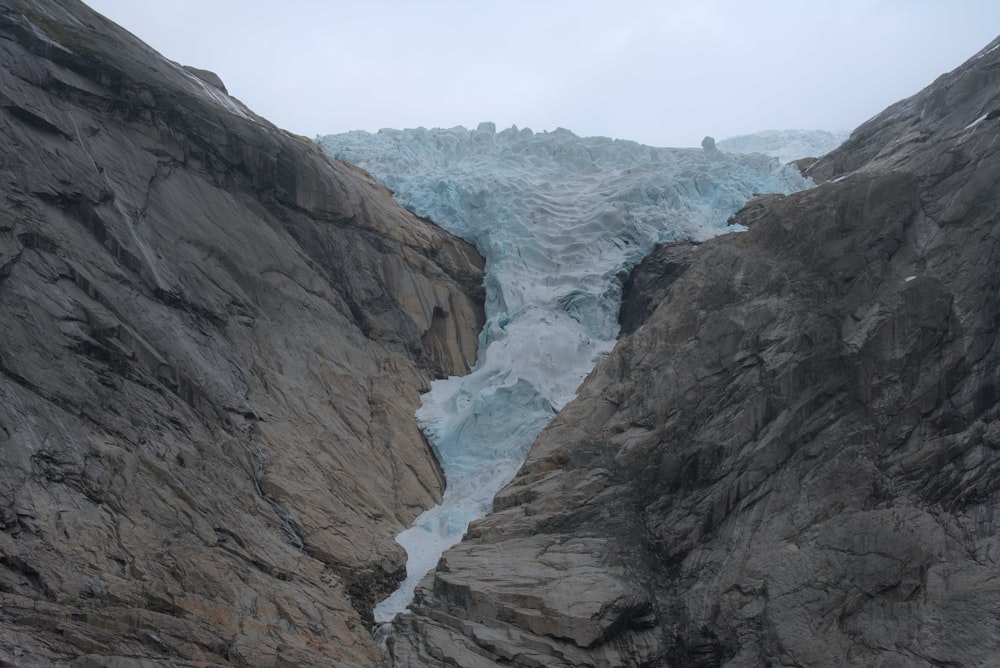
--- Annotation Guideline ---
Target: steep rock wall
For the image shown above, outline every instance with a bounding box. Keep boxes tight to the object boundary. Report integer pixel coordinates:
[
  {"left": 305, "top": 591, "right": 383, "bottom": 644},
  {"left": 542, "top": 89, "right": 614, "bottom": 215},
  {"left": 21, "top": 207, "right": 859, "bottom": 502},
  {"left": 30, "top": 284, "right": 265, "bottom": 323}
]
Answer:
[
  {"left": 390, "top": 37, "right": 1000, "bottom": 667},
  {"left": 0, "top": 1, "right": 484, "bottom": 665}
]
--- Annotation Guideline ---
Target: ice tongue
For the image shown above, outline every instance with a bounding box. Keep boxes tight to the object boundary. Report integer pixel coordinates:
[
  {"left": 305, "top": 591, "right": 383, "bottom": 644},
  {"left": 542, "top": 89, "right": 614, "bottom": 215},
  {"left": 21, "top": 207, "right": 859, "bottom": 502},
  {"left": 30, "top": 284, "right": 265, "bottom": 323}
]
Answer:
[{"left": 317, "top": 125, "right": 812, "bottom": 622}]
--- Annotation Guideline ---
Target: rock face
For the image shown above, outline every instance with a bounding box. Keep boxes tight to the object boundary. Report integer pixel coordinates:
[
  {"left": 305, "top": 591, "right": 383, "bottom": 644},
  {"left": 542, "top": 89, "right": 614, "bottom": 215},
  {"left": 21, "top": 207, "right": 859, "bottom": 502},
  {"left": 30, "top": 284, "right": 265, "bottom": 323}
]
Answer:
[
  {"left": 0, "top": 1, "right": 484, "bottom": 665},
  {"left": 389, "top": 36, "right": 1000, "bottom": 666}
]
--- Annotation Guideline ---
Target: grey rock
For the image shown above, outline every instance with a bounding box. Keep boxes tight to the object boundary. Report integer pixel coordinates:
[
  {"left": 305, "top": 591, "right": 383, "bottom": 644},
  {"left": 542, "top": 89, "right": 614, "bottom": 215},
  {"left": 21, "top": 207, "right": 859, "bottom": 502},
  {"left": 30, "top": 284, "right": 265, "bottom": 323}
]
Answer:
[
  {"left": 0, "top": 0, "right": 483, "bottom": 665},
  {"left": 181, "top": 65, "right": 227, "bottom": 94},
  {"left": 390, "top": 35, "right": 1000, "bottom": 667}
]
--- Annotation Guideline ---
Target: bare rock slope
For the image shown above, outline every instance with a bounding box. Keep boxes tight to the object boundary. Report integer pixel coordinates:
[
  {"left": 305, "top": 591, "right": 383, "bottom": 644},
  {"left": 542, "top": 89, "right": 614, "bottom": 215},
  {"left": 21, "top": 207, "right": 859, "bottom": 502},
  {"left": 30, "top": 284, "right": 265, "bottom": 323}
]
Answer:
[
  {"left": 390, "top": 37, "right": 1000, "bottom": 666},
  {"left": 0, "top": 1, "right": 484, "bottom": 665}
]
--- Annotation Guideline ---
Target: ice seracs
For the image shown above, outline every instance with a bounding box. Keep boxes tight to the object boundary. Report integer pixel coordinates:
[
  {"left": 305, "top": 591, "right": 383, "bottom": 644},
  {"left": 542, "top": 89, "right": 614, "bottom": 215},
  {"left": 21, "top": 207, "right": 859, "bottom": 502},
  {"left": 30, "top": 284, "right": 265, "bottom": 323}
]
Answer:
[
  {"left": 717, "top": 128, "right": 849, "bottom": 163},
  {"left": 318, "top": 124, "right": 812, "bottom": 622}
]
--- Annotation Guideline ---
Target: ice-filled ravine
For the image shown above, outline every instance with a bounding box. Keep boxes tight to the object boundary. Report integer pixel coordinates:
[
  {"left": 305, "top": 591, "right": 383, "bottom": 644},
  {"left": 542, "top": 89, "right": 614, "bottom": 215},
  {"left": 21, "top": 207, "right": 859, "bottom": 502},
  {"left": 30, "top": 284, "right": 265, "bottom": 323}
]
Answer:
[{"left": 317, "top": 124, "right": 812, "bottom": 622}]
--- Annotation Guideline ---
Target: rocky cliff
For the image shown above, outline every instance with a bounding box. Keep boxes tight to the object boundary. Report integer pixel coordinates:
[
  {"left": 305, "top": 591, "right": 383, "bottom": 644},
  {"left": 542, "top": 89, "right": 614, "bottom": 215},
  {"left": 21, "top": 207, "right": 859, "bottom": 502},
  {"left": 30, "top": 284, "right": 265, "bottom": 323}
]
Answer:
[
  {"left": 0, "top": 1, "right": 485, "bottom": 665},
  {"left": 389, "top": 36, "right": 1000, "bottom": 666}
]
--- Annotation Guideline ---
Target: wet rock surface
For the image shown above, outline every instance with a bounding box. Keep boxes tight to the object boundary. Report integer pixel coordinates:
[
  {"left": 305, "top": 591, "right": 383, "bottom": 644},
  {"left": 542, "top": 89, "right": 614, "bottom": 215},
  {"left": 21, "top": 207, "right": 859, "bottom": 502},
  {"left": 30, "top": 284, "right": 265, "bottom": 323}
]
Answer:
[
  {"left": 389, "top": 37, "right": 1000, "bottom": 666},
  {"left": 0, "top": 1, "right": 484, "bottom": 665}
]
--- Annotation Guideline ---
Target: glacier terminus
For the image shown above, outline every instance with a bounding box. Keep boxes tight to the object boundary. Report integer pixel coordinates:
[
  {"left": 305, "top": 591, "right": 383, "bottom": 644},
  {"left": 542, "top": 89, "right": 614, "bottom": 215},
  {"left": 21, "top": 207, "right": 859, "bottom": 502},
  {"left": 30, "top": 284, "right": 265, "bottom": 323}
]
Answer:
[{"left": 318, "top": 123, "right": 813, "bottom": 622}]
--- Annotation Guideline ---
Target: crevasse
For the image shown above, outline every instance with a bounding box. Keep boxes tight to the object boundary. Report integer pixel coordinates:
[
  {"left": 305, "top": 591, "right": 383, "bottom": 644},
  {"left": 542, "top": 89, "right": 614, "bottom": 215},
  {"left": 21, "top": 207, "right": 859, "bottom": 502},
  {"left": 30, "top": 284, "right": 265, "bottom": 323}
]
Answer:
[{"left": 317, "top": 124, "right": 812, "bottom": 622}]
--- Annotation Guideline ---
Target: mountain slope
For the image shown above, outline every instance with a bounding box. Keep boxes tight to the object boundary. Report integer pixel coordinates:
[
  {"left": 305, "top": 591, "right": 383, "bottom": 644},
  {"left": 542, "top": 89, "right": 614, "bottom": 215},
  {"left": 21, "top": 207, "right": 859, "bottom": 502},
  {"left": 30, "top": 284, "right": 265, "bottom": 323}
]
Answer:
[
  {"left": 388, "top": 36, "right": 1000, "bottom": 667},
  {"left": 0, "top": 0, "right": 484, "bottom": 664}
]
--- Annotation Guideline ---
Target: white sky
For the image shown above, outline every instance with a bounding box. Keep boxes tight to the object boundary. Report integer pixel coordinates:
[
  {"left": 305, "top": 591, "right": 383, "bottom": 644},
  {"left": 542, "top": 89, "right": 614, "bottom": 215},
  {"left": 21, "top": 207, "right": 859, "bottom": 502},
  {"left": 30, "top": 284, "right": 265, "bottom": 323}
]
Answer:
[{"left": 84, "top": 1, "right": 1000, "bottom": 148}]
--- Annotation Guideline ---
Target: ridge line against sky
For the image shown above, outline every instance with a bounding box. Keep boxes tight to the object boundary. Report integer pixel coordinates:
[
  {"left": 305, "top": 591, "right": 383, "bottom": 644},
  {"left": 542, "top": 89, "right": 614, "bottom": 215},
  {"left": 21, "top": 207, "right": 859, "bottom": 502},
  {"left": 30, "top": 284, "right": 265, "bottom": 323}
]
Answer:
[{"left": 84, "top": 0, "right": 1000, "bottom": 148}]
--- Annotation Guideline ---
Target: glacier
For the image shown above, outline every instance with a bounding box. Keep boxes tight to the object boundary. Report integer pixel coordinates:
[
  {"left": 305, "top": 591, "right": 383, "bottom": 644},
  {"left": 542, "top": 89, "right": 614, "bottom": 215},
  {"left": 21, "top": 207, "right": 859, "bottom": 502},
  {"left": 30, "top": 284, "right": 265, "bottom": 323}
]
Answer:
[
  {"left": 317, "top": 123, "right": 812, "bottom": 622},
  {"left": 716, "top": 128, "right": 849, "bottom": 163}
]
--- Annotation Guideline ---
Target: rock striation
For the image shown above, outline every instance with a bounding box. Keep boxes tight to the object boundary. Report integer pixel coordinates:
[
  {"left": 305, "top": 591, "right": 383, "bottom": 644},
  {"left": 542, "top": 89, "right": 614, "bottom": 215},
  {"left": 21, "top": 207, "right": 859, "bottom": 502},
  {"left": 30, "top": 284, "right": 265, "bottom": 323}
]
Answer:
[
  {"left": 389, "top": 36, "right": 1000, "bottom": 666},
  {"left": 0, "top": 0, "right": 484, "bottom": 665}
]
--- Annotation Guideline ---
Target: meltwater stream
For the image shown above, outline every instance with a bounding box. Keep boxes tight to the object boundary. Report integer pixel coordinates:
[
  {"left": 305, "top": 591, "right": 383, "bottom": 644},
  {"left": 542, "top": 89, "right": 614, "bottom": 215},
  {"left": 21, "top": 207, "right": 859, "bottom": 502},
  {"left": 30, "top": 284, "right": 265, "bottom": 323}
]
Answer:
[{"left": 318, "top": 124, "right": 812, "bottom": 622}]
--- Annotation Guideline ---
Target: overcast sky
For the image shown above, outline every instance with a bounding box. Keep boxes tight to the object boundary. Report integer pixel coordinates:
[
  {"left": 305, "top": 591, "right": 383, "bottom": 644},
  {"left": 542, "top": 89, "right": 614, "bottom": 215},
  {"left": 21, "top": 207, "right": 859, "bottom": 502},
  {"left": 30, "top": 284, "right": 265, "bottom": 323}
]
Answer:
[{"left": 84, "top": 1, "right": 1000, "bottom": 148}]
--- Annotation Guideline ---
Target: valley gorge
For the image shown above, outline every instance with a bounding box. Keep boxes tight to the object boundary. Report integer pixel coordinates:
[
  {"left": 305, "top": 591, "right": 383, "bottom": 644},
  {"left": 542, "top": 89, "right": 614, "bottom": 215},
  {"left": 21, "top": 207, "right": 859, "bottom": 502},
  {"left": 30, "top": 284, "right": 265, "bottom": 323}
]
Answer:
[
  {"left": 1, "top": 1, "right": 999, "bottom": 667},
  {"left": 386, "top": 35, "right": 1000, "bottom": 666}
]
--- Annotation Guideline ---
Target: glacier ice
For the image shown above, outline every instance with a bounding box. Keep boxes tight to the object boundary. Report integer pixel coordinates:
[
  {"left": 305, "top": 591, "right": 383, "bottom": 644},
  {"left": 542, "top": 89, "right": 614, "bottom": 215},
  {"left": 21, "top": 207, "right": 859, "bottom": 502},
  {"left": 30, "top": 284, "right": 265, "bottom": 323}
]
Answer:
[
  {"left": 717, "top": 129, "right": 849, "bottom": 163},
  {"left": 317, "top": 124, "right": 812, "bottom": 622}
]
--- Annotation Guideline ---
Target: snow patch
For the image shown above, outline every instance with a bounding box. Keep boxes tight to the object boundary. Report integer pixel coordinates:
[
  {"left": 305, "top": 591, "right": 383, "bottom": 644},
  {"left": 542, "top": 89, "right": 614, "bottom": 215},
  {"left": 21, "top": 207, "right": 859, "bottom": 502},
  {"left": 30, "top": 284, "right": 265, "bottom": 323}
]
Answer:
[
  {"left": 965, "top": 113, "right": 988, "bottom": 130},
  {"left": 976, "top": 43, "right": 1000, "bottom": 59}
]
